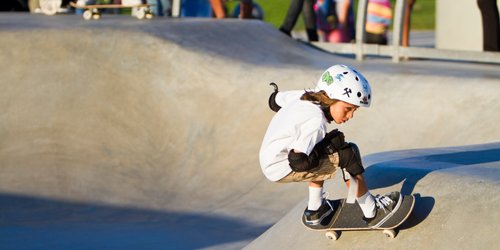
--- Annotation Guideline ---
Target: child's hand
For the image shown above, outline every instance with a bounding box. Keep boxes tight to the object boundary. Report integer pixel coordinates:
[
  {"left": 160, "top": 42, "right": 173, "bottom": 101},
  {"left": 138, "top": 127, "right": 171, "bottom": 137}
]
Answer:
[{"left": 316, "top": 129, "right": 346, "bottom": 154}]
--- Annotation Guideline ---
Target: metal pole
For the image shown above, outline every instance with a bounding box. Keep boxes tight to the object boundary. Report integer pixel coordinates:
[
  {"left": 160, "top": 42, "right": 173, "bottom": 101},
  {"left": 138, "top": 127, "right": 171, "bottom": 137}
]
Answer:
[
  {"left": 392, "top": 0, "right": 407, "bottom": 62},
  {"left": 355, "top": 0, "right": 368, "bottom": 61}
]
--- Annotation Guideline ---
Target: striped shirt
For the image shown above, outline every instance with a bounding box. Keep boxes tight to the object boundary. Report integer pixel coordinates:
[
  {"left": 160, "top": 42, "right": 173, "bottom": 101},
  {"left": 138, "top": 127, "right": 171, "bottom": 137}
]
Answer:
[{"left": 366, "top": 0, "right": 392, "bottom": 35}]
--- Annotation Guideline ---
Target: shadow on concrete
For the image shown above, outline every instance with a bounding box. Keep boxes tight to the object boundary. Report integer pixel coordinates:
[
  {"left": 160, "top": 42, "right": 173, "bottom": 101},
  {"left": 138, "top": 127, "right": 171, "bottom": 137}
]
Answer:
[
  {"left": 364, "top": 146, "right": 500, "bottom": 195},
  {"left": 0, "top": 193, "right": 269, "bottom": 249},
  {"left": 362, "top": 144, "right": 500, "bottom": 231},
  {"left": 399, "top": 193, "right": 435, "bottom": 230}
]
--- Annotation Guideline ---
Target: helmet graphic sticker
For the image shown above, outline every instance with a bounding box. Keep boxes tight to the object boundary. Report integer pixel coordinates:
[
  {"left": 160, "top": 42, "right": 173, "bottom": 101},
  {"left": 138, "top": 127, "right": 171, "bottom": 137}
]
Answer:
[
  {"left": 343, "top": 88, "right": 352, "bottom": 97},
  {"left": 335, "top": 72, "right": 346, "bottom": 82},
  {"left": 322, "top": 71, "right": 334, "bottom": 85}
]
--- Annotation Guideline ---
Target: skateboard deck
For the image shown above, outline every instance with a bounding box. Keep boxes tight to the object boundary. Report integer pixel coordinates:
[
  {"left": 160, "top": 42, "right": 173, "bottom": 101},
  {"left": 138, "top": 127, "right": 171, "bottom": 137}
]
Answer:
[
  {"left": 70, "top": 2, "right": 154, "bottom": 20},
  {"left": 302, "top": 194, "right": 415, "bottom": 240}
]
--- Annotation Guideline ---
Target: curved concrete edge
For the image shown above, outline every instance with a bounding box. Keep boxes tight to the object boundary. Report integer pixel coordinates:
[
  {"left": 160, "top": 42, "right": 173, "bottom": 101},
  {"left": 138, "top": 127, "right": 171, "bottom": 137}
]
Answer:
[{"left": 245, "top": 143, "right": 500, "bottom": 249}]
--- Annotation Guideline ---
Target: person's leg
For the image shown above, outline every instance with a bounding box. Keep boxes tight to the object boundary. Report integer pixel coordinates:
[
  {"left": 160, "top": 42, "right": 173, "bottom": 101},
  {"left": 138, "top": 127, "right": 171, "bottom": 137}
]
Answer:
[
  {"left": 345, "top": 174, "right": 376, "bottom": 218},
  {"left": 160, "top": 0, "right": 171, "bottom": 16},
  {"left": 278, "top": 154, "right": 338, "bottom": 226},
  {"left": 345, "top": 172, "right": 402, "bottom": 227},
  {"left": 402, "top": 0, "right": 415, "bottom": 47},
  {"left": 477, "top": 0, "right": 500, "bottom": 51},
  {"left": 240, "top": 0, "right": 252, "bottom": 19},
  {"left": 302, "top": 0, "right": 318, "bottom": 41},
  {"left": 304, "top": 179, "right": 336, "bottom": 225},
  {"left": 280, "top": 0, "right": 305, "bottom": 36},
  {"left": 308, "top": 180, "right": 324, "bottom": 210},
  {"left": 365, "top": 32, "right": 388, "bottom": 45},
  {"left": 346, "top": 174, "right": 368, "bottom": 196},
  {"left": 338, "top": 143, "right": 400, "bottom": 221},
  {"left": 209, "top": 0, "right": 225, "bottom": 18},
  {"left": 147, "top": 0, "right": 160, "bottom": 16}
]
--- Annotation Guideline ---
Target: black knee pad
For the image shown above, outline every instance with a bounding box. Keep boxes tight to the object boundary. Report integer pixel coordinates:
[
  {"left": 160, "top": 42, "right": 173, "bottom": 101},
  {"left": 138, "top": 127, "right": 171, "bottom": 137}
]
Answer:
[
  {"left": 288, "top": 150, "right": 319, "bottom": 172},
  {"left": 338, "top": 143, "right": 365, "bottom": 176}
]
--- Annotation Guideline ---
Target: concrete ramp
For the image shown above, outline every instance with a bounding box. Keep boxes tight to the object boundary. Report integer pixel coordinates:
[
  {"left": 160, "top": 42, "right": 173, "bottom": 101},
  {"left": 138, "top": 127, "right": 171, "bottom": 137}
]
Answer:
[
  {"left": 0, "top": 14, "right": 499, "bottom": 249},
  {"left": 246, "top": 143, "right": 500, "bottom": 249}
]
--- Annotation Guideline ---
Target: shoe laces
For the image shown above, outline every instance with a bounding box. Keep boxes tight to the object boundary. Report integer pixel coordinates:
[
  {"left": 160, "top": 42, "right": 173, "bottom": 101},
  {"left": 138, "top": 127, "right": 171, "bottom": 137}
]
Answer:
[
  {"left": 322, "top": 191, "right": 330, "bottom": 200},
  {"left": 374, "top": 194, "right": 394, "bottom": 213},
  {"left": 322, "top": 192, "right": 335, "bottom": 211}
]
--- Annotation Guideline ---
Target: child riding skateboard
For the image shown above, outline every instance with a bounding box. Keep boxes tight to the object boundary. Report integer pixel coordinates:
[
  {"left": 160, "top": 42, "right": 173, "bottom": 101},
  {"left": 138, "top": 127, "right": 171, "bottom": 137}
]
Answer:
[{"left": 259, "top": 64, "right": 402, "bottom": 228}]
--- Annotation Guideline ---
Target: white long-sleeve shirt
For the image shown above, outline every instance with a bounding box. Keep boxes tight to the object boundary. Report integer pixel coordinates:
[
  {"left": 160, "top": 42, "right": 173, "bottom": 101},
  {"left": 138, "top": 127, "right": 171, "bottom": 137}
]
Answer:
[{"left": 259, "top": 91, "right": 329, "bottom": 182}]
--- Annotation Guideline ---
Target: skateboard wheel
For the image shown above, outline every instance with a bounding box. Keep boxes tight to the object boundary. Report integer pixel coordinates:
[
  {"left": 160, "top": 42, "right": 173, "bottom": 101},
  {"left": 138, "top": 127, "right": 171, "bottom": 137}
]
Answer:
[
  {"left": 325, "top": 231, "right": 339, "bottom": 241},
  {"left": 136, "top": 8, "right": 146, "bottom": 19},
  {"left": 383, "top": 229, "right": 397, "bottom": 238},
  {"left": 39, "top": 0, "right": 61, "bottom": 15},
  {"left": 145, "top": 12, "right": 153, "bottom": 19},
  {"left": 92, "top": 13, "right": 101, "bottom": 20},
  {"left": 83, "top": 10, "right": 92, "bottom": 20}
]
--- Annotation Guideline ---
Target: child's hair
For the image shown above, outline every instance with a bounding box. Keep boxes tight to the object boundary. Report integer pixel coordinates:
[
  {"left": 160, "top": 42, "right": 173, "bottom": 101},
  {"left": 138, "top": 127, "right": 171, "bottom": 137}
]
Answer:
[{"left": 300, "top": 90, "right": 337, "bottom": 107}]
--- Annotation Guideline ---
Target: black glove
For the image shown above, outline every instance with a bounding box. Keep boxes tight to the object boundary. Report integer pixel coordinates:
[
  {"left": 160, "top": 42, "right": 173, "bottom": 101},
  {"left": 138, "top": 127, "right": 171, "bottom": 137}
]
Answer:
[
  {"left": 315, "top": 129, "right": 346, "bottom": 155},
  {"left": 268, "top": 82, "right": 281, "bottom": 112}
]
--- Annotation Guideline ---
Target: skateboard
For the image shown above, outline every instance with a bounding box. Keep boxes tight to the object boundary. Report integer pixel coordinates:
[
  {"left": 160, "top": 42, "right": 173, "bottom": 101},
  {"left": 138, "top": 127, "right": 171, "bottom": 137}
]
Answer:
[
  {"left": 70, "top": 2, "right": 154, "bottom": 20},
  {"left": 302, "top": 195, "right": 415, "bottom": 241}
]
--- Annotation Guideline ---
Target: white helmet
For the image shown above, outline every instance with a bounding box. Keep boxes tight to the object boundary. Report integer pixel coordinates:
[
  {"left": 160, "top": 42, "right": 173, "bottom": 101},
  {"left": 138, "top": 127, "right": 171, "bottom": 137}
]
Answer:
[{"left": 315, "top": 64, "right": 372, "bottom": 107}]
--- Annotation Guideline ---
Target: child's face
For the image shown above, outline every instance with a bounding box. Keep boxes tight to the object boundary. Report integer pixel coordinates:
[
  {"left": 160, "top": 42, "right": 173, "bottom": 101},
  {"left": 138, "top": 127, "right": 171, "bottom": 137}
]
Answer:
[{"left": 330, "top": 101, "right": 359, "bottom": 124}]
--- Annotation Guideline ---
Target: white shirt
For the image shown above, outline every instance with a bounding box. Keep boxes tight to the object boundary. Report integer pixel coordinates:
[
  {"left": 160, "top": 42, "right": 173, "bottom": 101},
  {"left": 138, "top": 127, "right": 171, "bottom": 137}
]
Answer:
[{"left": 259, "top": 91, "right": 329, "bottom": 182}]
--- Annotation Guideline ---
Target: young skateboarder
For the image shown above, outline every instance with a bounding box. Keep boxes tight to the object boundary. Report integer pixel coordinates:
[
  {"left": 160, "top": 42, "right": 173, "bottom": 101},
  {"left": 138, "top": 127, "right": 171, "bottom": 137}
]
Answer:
[{"left": 259, "top": 64, "right": 402, "bottom": 227}]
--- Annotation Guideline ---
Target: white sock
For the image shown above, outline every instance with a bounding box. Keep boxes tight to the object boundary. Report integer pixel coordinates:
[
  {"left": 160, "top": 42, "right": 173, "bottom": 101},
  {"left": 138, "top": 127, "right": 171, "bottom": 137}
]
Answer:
[
  {"left": 357, "top": 192, "right": 376, "bottom": 218},
  {"left": 308, "top": 186, "right": 323, "bottom": 211}
]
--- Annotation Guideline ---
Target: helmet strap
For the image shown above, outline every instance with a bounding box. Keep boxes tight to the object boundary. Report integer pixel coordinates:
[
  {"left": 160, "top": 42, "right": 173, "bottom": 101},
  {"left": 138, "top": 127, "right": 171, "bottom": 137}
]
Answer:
[{"left": 321, "top": 105, "right": 334, "bottom": 123}]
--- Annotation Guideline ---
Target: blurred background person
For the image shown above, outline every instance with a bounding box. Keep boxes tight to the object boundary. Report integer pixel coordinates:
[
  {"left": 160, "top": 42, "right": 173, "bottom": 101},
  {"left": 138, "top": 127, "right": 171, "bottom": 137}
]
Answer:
[
  {"left": 477, "top": 0, "right": 500, "bottom": 51},
  {"left": 314, "top": 0, "right": 354, "bottom": 43},
  {"left": 279, "top": 0, "right": 318, "bottom": 42},
  {"left": 147, "top": 0, "right": 171, "bottom": 17},
  {"left": 210, "top": 0, "right": 252, "bottom": 19},
  {"left": 365, "top": 0, "right": 392, "bottom": 45}
]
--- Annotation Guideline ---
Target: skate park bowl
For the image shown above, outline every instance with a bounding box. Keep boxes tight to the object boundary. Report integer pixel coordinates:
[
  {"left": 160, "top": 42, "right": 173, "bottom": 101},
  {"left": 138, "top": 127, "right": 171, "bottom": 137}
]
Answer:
[{"left": 1, "top": 14, "right": 499, "bottom": 249}]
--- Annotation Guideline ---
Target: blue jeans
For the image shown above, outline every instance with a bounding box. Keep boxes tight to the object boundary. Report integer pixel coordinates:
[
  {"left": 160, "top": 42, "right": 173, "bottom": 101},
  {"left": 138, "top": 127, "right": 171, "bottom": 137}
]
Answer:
[{"left": 147, "top": 0, "right": 171, "bottom": 16}]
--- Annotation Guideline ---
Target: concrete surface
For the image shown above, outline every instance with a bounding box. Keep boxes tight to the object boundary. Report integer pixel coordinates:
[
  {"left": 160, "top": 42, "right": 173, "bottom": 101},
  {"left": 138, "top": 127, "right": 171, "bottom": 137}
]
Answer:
[
  {"left": 0, "top": 14, "right": 499, "bottom": 249},
  {"left": 293, "top": 30, "right": 436, "bottom": 48},
  {"left": 246, "top": 142, "right": 500, "bottom": 249}
]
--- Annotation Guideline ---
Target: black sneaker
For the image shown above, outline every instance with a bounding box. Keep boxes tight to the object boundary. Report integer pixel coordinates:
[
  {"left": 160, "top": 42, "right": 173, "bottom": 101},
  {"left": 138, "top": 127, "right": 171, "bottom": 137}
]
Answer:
[
  {"left": 303, "top": 200, "right": 334, "bottom": 226},
  {"left": 363, "top": 191, "right": 402, "bottom": 228},
  {"left": 279, "top": 27, "right": 292, "bottom": 37}
]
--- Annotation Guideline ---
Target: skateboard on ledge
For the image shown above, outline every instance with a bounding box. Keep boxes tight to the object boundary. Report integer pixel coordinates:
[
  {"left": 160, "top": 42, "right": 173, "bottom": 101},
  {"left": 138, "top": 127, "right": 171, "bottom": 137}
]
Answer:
[
  {"left": 302, "top": 195, "right": 415, "bottom": 241},
  {"left": 70, "top": 2, "right": 154, "bottom": 20}
]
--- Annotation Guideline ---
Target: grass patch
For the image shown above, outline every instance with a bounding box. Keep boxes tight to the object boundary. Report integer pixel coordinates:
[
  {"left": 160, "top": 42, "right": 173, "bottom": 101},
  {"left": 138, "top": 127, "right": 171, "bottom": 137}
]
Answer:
[{"left": 406, "top": 0, "right": 435, "bottom": 30}]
